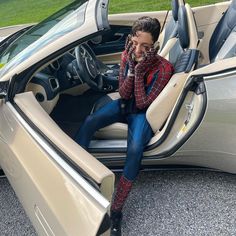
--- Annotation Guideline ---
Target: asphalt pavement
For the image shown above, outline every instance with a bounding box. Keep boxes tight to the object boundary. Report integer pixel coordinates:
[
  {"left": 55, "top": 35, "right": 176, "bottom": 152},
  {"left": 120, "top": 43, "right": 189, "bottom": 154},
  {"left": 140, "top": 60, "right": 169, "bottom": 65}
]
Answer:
[
  {"left": 0, "top": 176, "right": 36, "bottom": 236},
  {"left": 1, "top": 170, "right": 236, "bottom": 236}
]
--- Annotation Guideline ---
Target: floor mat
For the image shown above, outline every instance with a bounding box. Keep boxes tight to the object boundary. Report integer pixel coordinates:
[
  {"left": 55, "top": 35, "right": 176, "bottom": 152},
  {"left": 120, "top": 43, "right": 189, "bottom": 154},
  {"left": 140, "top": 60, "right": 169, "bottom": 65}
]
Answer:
[
  {"left": 56, "top": 121, "right": 81, "bottom": 138},
  {"left": 50, "top": 90, "right": 106, "bottom": 138}
]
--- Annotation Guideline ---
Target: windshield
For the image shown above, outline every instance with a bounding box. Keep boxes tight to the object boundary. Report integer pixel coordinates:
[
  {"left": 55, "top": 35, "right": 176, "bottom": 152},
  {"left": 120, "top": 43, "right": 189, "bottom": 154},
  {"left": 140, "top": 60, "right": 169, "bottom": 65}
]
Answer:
[{"left": 0, "top": 0, "right": 88, "bottom": 76}]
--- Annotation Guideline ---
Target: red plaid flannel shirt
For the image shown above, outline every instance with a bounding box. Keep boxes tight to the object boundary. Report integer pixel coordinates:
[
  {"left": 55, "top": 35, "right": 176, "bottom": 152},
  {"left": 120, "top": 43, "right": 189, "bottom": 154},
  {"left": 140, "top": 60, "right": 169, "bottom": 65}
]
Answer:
[{"left": 119, "top": 50, "right": 174, "bottom": 110}]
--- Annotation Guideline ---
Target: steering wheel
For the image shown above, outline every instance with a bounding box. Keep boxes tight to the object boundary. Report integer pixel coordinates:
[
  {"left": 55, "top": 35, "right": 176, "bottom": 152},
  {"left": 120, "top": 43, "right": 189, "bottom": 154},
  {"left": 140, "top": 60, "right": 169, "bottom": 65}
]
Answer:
[{"left": 75, "top": 43, "right": 104, "bottom": 91}]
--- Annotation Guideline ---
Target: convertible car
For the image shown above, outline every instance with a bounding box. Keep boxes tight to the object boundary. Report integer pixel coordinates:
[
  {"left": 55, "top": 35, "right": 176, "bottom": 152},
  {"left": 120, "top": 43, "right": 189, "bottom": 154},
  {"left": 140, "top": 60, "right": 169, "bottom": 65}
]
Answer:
[{"left": 0, "top": 0, "right": 236, "bottom": 235}]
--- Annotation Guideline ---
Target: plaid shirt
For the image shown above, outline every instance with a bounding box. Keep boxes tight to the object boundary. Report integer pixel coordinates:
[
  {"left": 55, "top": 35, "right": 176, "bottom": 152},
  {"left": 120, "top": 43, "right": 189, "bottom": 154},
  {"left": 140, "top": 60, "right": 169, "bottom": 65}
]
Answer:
[{"left": 119, "top": 50, "right": 174, "bottom": 110}]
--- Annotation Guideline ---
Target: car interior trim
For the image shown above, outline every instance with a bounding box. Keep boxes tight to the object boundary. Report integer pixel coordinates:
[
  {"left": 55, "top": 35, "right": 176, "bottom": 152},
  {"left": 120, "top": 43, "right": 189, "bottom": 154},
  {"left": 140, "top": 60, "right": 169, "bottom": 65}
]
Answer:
[
  {"left": 203, "top": 69, "right": 236, "bottom": 80},
  {"left": 95, "top": 0, "right": 110, "bottom": 31}
]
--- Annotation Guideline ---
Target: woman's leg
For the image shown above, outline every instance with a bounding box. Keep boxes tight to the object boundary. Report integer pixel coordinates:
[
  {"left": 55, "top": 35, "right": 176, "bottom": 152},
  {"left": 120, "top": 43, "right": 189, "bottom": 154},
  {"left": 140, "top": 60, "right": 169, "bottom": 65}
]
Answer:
[
  {"left": 123, "top": 113, "right": 153, "bottom": 181},
  {"left": 75, "top": 99, "right": 124, "bottom": 149},
  {"left": 110, "top": 113, "right": 153, "bottom": 235},
  {"left": 112, "top": 113, "right": 153, "bottom": 211}
]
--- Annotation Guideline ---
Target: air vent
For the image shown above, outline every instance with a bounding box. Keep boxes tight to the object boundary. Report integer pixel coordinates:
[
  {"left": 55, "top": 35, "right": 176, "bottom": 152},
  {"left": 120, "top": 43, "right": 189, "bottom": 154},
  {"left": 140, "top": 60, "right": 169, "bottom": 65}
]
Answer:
[{"left": 49, "top": 77, "right": 59, "bottom": 91}]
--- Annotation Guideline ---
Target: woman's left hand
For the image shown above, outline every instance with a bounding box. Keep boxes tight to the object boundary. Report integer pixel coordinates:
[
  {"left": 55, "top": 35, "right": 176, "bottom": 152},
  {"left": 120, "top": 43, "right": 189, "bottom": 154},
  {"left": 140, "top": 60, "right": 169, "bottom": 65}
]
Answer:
[{"left": 135, "top": 46, "right": 157, "bottom": 74}]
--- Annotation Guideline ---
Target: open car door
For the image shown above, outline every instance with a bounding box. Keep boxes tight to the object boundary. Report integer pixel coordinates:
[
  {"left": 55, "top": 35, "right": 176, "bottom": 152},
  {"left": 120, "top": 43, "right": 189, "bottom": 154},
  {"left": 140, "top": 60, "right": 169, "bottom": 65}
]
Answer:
[
  {"left": 0, "top": 0, "right": 114, "bottom": 235},
  {"left": 0, "top": 92, "right": 114, "bottom": 236}
]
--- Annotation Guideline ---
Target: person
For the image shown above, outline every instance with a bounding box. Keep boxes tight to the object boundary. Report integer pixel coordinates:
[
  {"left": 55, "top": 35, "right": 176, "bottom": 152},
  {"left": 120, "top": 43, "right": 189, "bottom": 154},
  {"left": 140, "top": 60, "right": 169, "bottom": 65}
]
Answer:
[{"left": 75, "top": 16, "right": 174, "bottom": 236}]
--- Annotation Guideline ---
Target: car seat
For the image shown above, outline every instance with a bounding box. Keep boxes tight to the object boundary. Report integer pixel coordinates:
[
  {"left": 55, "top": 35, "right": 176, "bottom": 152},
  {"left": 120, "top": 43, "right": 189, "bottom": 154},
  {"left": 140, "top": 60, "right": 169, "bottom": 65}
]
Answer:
[
  {"left": 158, "top": 0, "right": 184, "bottom": 51},
  {"left": 160, "top": 2, "right": 199, "bottom": 66},
  {"left": 209, "top": 0, "right": 236, "bottom": 62}
]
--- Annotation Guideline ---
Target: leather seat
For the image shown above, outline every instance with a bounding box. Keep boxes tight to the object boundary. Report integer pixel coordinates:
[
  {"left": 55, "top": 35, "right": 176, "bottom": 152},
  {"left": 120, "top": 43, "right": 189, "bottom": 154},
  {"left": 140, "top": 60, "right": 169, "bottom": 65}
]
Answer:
[
  {"left": 158, "top": 0, "right": 184, "bottom": 51},
  {"left": 160, "top": 2, "right": 199, "bottom": 66},
  {"left": 209, "top": 0, "right": 236, "bottom": 62}
]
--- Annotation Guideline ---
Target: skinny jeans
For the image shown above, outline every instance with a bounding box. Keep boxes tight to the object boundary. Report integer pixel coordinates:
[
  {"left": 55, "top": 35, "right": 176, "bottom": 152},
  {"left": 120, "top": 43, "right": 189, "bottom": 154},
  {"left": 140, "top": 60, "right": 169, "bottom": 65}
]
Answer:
[{"left": 75, "top": 99, "right": 153, "bottom": 181}]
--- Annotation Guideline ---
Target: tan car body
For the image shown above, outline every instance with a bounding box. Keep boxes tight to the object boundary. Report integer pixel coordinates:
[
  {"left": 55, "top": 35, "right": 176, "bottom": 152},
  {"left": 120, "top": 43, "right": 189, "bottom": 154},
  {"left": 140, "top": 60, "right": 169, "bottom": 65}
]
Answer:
[
  {"left": 0, "top": 0, "right": 114, "bottom": 235},
  {"left": 0, "top": 0, "right": 235, "bottom": 235}
]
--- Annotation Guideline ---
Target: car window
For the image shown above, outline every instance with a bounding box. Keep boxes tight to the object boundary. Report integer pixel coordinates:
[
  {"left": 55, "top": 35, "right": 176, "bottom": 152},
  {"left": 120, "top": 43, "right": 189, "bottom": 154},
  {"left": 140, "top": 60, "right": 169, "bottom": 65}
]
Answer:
[{"left": 0, "top": 0, "right": 88, "bottom": 76}]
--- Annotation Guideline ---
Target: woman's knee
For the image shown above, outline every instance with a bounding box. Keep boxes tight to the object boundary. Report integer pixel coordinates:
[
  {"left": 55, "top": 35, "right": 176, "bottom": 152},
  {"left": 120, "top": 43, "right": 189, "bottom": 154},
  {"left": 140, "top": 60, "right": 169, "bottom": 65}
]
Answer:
[
  {"left": 84, "top": 114, "right": 95, "bottom": 125},
  {"left": 128, "top": 138, "right": 145, "bottom": 155}
]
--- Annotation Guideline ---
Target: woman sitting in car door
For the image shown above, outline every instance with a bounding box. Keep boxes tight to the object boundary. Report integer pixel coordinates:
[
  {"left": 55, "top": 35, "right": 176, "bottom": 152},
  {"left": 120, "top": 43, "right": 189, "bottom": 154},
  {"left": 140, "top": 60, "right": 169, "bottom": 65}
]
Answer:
[{"left": 75, "top": 16, "right": 174, "bottom": 236}]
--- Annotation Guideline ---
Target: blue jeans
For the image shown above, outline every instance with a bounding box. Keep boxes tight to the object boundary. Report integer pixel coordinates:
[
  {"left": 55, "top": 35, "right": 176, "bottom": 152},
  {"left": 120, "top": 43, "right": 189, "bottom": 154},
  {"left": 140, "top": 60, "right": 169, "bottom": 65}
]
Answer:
[{"left": 75, "top": 99, "right": 153, "bottom": 181}]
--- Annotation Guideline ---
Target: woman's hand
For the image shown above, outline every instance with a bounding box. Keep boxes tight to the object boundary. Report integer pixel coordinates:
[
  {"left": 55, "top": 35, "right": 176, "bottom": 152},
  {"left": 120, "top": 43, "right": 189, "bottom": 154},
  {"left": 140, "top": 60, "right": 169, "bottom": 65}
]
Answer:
[
  {"left": 135, "top": 46, "right": 157, "bottom": 74},
  {"left": 125, "top": 34, "right": 136, "bottom": 75}
]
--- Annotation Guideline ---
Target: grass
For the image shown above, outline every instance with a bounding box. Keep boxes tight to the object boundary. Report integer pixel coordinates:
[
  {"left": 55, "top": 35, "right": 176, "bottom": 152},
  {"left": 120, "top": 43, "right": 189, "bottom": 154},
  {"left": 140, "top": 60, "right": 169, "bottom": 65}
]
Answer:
[
  {"left": 0, "top": 0, "right": 73, "bottom": 27},
  {"left": 0, "top": 0, "right": 225, "bottom": 27},
  {"left": 109, "top": 0, "right": 225, "bottom": 13}
]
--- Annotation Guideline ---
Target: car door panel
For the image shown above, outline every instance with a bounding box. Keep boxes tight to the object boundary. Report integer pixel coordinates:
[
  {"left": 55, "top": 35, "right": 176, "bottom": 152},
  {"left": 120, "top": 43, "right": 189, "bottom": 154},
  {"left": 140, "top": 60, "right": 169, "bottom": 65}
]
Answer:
[
  {"left": 90, "top": 25, "right": 131, "bottom": 56},
  {"left": 0, "top": 1, "right": 115, "bottom": 234},
  {"left": 142, "top": 61, "right": 236, "bottom": 173},
  {"left": 0, "top": 93, "right": 114, "bottom": 236},
  {"left": 92, "top": 11, "right": 169, "bottom": 64},
  {"left": 164, "top": 58, "right": 236, "bottom": 173},
  {"left": 175, "top": 69, "right": 236, "bottom": 173},
  {"left": 89, "top": 25, "right": 131, "bottom": 64},
  {"left": 108, "top": 11, "right": 169, "bottom": 29}
]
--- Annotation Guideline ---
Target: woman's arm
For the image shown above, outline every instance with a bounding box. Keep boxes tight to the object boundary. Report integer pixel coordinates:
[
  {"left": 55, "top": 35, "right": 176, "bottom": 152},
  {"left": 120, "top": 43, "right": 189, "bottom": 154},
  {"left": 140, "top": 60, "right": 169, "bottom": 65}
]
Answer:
[
  {"left": 134, "top": 60, "right": 174, "bottom": 110},
  {"left": 118, "top": 51, "right": 135, "bottom": 99}
]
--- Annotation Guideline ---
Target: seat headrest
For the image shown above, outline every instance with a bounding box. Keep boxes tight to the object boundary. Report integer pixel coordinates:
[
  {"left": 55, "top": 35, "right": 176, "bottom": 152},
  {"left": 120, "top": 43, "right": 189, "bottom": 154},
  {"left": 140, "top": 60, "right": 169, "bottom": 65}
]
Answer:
[
  {"left": 172, "top": 0, "right": 185, "bottom": 21},
  {"left": 172, "top": 0, "right": 179, "bottom": 21},
  {"left": 227, "top": 0, "right": 236, "bottom": 28},
  {"left": 178, "top": 5, "right": 189, "bottom": 49}
]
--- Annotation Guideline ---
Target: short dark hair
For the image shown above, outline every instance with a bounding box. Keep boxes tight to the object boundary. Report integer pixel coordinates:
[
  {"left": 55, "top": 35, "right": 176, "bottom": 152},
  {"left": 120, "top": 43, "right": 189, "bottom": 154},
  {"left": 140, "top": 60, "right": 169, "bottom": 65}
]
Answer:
[{"left": 131, "top": 16, "right": 161, "bottom": 43}]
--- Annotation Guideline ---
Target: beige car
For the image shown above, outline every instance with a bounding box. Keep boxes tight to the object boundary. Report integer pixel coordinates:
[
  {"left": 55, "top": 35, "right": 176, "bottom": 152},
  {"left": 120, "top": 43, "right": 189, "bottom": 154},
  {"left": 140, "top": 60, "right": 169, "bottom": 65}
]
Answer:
[{"left": 0, "top": 0, "right": 236, "bottom": 235}]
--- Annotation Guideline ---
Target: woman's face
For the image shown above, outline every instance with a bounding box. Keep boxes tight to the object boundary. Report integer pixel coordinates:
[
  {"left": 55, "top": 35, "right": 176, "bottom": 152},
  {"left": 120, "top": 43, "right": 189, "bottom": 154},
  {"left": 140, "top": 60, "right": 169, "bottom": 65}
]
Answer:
[{"left": 131, "top": 31, "right": 154, "bottom": 61}]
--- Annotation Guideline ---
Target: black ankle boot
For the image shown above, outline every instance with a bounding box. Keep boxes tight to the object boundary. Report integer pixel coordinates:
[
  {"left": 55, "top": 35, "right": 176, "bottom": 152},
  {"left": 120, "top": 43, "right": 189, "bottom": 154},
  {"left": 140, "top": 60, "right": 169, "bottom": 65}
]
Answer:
[{"left": 110, "top": 210, "right": 122, "bottom": 236}]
